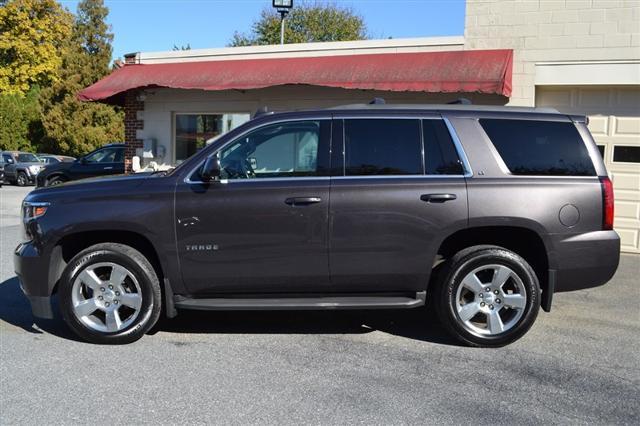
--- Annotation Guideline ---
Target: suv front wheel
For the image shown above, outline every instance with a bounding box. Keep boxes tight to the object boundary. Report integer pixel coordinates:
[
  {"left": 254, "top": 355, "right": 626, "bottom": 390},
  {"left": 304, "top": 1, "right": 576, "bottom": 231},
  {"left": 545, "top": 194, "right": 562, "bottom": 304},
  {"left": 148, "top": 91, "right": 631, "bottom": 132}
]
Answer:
[
  {"left": 59, "top": 243, "right": 162, "bottom": 344},
  {"left": 434, "top": 245, "right": 540, "bottom": 347}
]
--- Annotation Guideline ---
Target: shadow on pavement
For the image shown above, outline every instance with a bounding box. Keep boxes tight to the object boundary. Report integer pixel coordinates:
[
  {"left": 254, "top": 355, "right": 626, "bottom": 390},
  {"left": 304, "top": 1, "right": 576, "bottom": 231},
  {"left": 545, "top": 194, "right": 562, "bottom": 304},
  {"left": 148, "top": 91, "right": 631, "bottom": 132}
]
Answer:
[
  {"left": 0, "top": 276, "right": 81, "bottom": 341},
  {"left": 0, "top": 275, "right": 457, "bottom": 346}
]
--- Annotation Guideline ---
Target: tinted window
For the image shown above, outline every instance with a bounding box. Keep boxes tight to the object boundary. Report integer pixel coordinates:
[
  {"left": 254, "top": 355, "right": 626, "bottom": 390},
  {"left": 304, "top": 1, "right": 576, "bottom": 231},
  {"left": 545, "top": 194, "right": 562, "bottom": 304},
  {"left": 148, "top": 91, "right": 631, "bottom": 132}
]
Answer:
[
  {"left": 84, "top": 147, "right": 123, "bottom": 163},
  {"left": 480, "top": 119, "right": 596, "bottom": 176},
  {"left": 17, "top": 153, "right": 39, "bottom": 162},
  {"left": 423, "top": 120, "right": 463, "bottom": 175},
  {"left": 344, "top": 119, "right": 422, "bottom": 176},
  {"left": 613, "top": 146, "right": 640, "bottom": 163},
  {"left": 218, "top": 121, "right": 324, "bottom": 179}
]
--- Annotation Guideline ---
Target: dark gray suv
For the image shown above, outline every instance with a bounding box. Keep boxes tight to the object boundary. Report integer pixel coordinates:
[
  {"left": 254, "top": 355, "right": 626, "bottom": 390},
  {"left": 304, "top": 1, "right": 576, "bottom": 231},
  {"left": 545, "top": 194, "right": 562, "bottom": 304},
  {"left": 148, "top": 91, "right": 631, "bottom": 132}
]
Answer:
[{"left": 14, "top": 104, "right": 620, "bottom": 346}]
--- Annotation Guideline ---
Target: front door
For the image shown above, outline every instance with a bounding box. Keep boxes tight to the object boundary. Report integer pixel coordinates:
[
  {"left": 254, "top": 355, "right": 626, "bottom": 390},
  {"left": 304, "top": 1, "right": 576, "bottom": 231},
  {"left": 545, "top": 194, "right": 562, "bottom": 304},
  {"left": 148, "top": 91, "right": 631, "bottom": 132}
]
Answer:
[
  {"left": 329, "top": 116, "right": 469, "bottom": 293},
  {"left": 175, "top": 119, "right": 332, "bottom": 295}
]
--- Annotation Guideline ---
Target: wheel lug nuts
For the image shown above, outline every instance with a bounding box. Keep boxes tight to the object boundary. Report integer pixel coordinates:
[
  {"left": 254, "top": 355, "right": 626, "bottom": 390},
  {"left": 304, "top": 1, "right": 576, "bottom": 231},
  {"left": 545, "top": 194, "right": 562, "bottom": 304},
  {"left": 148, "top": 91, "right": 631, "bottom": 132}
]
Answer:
[
  {"left": 100, "top": 287, "right": 105, "bottom": 292},
  {"left": 98, "top": 296, "right": 103, "bottom": 300},
  {"left": 489, "top": 305, "right": 494, "bottom": 310},
  {"left": 105, "top": 302, "right": 110, "bottom": 307},
  {"left": 115, "top": 291, "right": 120, "bottom": 296},
  {"left": 479, "top": 293, "right": 484, "bottom": 298},
  {"left": 108, "top": 285, "right": 114, "bottom": 290},
  {"left": 114, "top": 300, "right": 119, "bottom": 305},
  {"left": 496, "top": 299, "right": 501, "bottom": 303},
  {"left": 494, "top": 290, "right": 499, "bottom": 295},
  {"left": 480, "top": 302, "right": 485, "bottom": 307}
]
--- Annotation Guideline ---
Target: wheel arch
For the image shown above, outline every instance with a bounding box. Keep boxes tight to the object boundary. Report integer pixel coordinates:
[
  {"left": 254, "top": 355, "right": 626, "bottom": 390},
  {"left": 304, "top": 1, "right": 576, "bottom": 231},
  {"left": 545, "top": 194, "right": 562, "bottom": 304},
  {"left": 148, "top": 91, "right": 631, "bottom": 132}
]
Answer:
[{"left": 435, "top": 226, "right": 550, "bottom": 303}]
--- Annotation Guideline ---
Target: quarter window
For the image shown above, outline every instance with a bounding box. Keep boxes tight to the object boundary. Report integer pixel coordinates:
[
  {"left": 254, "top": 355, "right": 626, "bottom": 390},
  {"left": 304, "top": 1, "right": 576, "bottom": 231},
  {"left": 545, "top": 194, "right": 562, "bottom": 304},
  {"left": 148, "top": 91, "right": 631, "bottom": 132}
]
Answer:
[
  {"left": 84, "top": 147, "right": 124, "bottom": 163},
  {"left": 344, "top": 119, "right": 422, "bottom": 176},
  {"left": 218, "top": 120, "right": 326, "bottom": 179},
  {"left": 479, "top": 119, "right": 596, "bottom": 176}
]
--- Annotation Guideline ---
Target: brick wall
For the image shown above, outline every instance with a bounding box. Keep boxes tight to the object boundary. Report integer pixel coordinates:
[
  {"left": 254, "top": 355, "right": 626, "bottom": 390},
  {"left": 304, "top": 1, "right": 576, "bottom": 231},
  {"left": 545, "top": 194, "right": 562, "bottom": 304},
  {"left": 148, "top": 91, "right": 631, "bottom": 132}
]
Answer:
[
  {"left": 464, "top": 0, "right": 640, "bottom": 106},
  {"left": 124, "top": 91, "right": 144, "bottom": 173}
]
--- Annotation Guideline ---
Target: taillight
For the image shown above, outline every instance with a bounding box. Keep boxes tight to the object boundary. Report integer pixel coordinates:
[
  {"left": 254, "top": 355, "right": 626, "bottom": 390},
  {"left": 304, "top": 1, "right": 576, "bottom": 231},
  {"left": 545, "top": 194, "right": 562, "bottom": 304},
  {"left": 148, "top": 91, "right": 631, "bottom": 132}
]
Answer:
[{"left": 599, "top": 176, "right": 614, "bottom": 230}]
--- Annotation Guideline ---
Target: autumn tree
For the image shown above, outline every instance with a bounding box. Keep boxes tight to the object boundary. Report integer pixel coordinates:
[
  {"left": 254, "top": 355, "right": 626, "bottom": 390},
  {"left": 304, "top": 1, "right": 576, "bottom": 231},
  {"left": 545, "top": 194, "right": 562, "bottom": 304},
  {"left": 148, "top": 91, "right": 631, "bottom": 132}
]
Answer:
[
  {"left": 0, "top": 0, "right": 73, "bottom": 95},
  {"left": 39, "top": 0, "right": 123, "bottom": 156},
  {"left": 230, "top": 2, "right": 367, "bottom": 46}
]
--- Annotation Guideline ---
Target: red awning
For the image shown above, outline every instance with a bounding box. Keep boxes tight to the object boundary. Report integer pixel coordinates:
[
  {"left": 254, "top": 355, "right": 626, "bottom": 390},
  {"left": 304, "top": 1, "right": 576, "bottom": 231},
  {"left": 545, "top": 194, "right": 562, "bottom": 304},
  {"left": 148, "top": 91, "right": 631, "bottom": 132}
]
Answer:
[{"left": 78, "top": 49, "right": 513, "bottom": 104}]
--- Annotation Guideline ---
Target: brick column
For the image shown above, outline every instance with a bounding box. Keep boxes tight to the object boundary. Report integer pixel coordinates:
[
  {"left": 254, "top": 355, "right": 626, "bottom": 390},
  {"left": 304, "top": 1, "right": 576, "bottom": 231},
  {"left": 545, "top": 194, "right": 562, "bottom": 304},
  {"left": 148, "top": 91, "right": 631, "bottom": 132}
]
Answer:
[{"left": 124, "top": 91, "right": 144, "bottom": 173}]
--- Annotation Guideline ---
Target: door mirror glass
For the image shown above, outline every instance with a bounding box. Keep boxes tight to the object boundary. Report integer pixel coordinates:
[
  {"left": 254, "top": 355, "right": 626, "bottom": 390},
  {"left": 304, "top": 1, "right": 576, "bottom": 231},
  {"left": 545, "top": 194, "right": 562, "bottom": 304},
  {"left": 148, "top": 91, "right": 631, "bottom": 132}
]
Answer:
[{"left": 201, "top": 155, "right": 221, "bottom": 182}]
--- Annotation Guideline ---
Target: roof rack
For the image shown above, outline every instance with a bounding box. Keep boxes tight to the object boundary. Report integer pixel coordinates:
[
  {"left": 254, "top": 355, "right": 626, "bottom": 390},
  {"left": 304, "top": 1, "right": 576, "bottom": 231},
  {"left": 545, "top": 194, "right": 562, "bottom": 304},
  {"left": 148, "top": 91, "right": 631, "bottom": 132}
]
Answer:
[
  {"left": 253, "top": 106, "right": 273, "bottom": 119},
  {"left": 447, "top": 98, "right": 472, "bottom": 105}
]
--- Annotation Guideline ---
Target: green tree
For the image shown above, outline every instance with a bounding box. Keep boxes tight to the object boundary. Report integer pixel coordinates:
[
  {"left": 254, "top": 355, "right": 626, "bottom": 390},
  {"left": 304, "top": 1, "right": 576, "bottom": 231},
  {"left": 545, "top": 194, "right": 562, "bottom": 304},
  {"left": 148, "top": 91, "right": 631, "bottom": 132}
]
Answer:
[
  {"left": 230, "top": 2, "right": 367, "bottom": 46},
  {"left": 39, "top": 0, "right": 123, "bottom": 157},
  {"left": 0, "top": 87, "right": 43, "bottom": 151},
  {"left": 0, "top": 0, "right": 73, "bottom": 95}
]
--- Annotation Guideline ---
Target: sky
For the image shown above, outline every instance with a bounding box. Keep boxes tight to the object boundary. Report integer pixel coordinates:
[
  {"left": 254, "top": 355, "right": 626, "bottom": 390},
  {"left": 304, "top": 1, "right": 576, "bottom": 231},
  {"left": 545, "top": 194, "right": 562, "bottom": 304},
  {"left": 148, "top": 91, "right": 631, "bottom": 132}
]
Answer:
[{"left": 59, "top": 0, "right": 466, "bottom": 60}]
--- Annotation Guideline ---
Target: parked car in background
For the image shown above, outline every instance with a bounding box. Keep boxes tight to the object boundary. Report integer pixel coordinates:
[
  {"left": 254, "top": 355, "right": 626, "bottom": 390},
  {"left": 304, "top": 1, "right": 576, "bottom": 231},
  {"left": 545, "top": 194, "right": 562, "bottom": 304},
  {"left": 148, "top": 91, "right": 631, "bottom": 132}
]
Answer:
[
  {"left": 36, "top": 143, "right": 124, "bottom": 187},
  {"left": 37, "top": 154, "right": 76, "bottom": 165},
  {"left": 16, "top": 104, "right": 619, "bottom": 346},
  {"left": 0, "top": 151, "right": 44, "bottom": 186},
  {"left": 0, "top": 160, "right": 4, "bottom": 187}
]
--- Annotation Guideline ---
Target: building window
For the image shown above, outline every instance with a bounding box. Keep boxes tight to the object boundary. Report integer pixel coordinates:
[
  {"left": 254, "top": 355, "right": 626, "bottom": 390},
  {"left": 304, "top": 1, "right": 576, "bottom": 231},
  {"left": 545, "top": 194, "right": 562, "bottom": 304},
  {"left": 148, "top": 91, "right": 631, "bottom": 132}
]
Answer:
[
  {"left": 175, "top": 113, "right": 250, "bottom": 163},
  {"left": 613, "top": 146, "right": 640, "bottom": 163}
]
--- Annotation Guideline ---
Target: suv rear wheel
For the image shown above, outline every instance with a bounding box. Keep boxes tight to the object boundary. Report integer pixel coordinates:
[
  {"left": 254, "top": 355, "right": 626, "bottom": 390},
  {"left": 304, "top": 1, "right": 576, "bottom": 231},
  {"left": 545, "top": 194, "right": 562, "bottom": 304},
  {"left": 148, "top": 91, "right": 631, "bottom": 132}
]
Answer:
[
  {"left": 59, "top": 243, "right": 162, "bottom": 344},
  {"left": 434, "top": 245, "right": 540, "bottom": 347}
]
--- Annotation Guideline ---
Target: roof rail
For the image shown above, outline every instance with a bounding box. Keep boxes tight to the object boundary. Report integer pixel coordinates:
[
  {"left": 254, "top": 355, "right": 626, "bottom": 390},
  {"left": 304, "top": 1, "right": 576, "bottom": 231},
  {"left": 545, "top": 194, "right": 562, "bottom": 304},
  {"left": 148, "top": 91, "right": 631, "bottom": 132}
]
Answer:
[
  {"left": 447, "top": 98, "right": 472, "bottom": 105},
  {"left": 253, "top": 106, "right": 272, "bottom": 119},
  {"left": 369, "top": 98, "right": 386, "bottom": 105}
]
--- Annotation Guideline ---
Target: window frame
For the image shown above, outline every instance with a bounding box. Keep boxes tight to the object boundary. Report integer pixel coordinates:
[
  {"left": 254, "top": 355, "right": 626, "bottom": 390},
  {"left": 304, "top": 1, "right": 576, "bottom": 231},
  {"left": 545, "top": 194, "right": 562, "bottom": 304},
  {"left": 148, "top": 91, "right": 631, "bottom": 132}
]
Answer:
[{"left": 185, "top": 117, "right": 332, "bottom": 184}]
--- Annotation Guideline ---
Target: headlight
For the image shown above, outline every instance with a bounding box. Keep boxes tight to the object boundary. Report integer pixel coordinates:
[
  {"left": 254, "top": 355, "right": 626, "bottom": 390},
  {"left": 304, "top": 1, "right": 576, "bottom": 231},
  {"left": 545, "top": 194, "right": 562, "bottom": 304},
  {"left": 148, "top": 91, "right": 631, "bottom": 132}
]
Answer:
[
  {"left": 22, "top": 201, "right": 50, "bottom": 220},
  {"left": 28, "top": 165, "right": 41, "bottom": 175}
]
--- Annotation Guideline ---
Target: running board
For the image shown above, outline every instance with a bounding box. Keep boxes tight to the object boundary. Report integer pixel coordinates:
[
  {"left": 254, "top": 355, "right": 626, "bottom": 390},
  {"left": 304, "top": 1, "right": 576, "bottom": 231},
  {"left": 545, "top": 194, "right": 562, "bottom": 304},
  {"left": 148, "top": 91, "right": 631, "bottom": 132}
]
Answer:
[{"left": 174, "top": 292, "right": 426, "bottom": 311}]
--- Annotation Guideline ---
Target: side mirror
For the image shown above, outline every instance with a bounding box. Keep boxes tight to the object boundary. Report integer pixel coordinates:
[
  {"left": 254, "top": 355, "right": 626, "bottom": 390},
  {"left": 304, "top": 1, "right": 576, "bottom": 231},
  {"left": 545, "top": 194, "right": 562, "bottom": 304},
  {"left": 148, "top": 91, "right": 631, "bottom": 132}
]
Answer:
[
  {"left": 79, "top": 157, "right": 87, "bottom": 164},
  {"left": 201, "top": 155, "right": 221, "bottom": 182}
]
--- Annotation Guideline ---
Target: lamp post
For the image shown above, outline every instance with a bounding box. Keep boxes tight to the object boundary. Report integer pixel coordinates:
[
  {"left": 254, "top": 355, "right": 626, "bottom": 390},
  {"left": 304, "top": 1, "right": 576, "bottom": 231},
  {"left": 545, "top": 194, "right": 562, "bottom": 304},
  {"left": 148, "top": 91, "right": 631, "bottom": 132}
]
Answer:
[{"left": 272, "top": 0, "right": 293, "bottom": 45}]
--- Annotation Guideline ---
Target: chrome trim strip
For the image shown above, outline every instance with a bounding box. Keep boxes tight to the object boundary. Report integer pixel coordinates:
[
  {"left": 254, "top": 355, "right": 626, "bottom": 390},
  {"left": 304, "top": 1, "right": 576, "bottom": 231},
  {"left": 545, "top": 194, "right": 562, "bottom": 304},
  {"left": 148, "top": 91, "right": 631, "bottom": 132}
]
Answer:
[
  {"left": 185, "top": 176, "right": 331, "bottom": 184},
  {"left": 331, "top": 175, "right": 466, "bottom": 180},
  {"left": 443, "top": 117, "right": 474, "bottom": 178}
]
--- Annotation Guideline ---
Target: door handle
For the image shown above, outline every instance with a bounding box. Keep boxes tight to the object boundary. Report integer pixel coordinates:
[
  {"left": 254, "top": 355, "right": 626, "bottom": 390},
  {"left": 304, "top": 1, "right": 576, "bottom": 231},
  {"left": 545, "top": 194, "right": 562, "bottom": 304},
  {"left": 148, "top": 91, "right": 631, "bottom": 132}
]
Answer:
[
  {"left": 285, "top": 197, "right": 322, "bottom": 206},
  {"left": 103, "top": 166, "right": 113, "bottom": 170},
  {"left": 420, "top": 193, "right": 457, "bottom": 203}
]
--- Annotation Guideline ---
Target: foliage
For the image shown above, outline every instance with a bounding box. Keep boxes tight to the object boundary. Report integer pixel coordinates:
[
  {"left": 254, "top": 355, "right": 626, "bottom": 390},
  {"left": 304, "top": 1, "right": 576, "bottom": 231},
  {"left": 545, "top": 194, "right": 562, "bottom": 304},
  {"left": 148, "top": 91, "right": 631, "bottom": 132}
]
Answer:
[
  {"left": 39, "top": 0, "right": 123, "bottom": 157},
  {"left": 0, "top": 87, "right": 43, "bottom": 151},
  {"left": 173, "top": 44, "right": 191, "bottom": 51},
  {"left": 230, "top": 1, "right": 367, "bottom": 46},
  {"left": 0, "top": 0, "right": 73, "bottom": 95}
]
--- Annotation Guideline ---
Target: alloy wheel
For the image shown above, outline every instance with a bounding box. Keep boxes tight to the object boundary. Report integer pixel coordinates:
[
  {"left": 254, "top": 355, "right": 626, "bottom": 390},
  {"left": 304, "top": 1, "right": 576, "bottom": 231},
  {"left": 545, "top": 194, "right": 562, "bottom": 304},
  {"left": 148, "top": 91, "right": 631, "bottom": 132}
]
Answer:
[
  {"left": 454, "top": 264, "right": 527, "bottom": 336},
  {"left": 71, "top": 262, "right": 143, "bottom": 333}
]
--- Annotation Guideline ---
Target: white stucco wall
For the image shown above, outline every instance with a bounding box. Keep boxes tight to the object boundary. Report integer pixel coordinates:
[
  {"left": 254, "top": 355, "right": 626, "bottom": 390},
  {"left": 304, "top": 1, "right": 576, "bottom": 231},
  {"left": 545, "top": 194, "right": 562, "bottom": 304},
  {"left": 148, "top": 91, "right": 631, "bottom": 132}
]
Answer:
[{"left": 464, "top": 0, "right": 640, "bottom": 106}]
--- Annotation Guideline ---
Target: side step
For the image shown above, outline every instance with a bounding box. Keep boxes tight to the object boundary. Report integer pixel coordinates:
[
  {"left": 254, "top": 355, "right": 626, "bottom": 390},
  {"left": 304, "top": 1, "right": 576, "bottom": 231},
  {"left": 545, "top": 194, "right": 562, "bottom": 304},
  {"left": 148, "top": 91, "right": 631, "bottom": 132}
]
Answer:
[{"left": 174, "top": 292, "right": 426, "bottom": 311}]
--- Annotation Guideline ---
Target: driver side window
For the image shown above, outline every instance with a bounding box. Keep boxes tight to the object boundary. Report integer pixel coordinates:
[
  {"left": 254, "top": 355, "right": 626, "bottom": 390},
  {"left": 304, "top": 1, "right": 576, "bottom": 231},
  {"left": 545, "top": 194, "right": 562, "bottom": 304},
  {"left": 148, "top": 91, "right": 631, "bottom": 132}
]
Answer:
[{"left": 218, "top": 121, "right": 323, "bottom": 180}]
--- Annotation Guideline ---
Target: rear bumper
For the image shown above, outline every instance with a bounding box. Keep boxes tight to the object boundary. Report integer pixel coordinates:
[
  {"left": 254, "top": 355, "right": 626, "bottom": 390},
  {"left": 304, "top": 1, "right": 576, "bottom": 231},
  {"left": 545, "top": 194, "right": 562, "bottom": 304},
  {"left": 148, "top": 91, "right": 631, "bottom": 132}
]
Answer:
[
  {"left": 551, "top": 230, "right": 620, "bottom": 292},
  {"left": 14, "top": 241, "right": 55, "bottom": 319}
]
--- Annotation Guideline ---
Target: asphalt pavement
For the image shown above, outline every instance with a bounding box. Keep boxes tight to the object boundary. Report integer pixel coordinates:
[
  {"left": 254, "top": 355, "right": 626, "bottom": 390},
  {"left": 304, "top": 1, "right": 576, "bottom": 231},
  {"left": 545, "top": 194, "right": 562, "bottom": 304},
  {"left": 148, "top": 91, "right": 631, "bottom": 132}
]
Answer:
[{"left": 0, "top": 185, "right": 638, "bottom": 425}]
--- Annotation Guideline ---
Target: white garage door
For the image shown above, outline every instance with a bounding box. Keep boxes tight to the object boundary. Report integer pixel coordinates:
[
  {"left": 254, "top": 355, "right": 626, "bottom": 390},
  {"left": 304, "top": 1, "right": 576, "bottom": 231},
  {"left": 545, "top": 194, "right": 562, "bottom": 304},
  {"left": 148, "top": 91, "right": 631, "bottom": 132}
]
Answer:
[{"left": 536, "top": 86, "right": 640, "bottom": 253}]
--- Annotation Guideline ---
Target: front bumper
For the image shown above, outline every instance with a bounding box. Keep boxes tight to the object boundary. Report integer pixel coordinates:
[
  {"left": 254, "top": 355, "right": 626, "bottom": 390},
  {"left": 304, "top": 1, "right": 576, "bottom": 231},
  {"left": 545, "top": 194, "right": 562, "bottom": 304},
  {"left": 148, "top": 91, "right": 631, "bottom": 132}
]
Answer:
[
  {"left": 551, "top": 230, "right": 620, "bottom": 292},
  {"left": 14, "top": 241, "right": 55, "bottom": 319}
]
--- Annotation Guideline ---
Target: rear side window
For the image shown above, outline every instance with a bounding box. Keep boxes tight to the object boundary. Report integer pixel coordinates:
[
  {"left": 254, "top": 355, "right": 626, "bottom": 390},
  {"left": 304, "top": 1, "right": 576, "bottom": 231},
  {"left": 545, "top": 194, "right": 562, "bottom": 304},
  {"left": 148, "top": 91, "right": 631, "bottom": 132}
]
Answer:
[
  {"left": 423, "top": 120, "right": 463, "bottom": 175},
  {"left": 344, "top": 119, "right": 422, "bottom": 176},
  {"left": 479, "top": 119, "right": 596, "bottom": 176}
]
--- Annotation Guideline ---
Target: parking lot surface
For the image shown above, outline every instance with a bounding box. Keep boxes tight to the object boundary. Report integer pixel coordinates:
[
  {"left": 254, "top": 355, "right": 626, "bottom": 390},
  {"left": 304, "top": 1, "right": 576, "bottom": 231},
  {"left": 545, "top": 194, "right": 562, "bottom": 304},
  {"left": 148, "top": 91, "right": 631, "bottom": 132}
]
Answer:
[{"left": 1, "top": 185, "right": 639, "bottom": 424}]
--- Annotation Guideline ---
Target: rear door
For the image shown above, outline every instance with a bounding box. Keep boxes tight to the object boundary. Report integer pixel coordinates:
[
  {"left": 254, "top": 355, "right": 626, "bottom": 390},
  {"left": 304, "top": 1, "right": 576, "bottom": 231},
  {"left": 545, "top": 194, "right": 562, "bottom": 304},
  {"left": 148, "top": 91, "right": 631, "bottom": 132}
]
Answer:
[{"left": 329, "top": 115, "right": 469, "bottom": 293}]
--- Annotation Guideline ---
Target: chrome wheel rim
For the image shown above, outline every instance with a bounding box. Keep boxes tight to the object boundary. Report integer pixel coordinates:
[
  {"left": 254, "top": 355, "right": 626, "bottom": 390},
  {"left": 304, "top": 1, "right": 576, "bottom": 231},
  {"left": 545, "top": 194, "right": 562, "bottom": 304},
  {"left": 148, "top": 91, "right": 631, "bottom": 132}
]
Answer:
[
  {"left": 454, "top": 264, "right": 527, "bottom": 336},
  {"left": 17, "top": 175, "right": 26, "bottom": 185},
  {"left": 71, "top": 262, "right": 143, "bottom": 333}
]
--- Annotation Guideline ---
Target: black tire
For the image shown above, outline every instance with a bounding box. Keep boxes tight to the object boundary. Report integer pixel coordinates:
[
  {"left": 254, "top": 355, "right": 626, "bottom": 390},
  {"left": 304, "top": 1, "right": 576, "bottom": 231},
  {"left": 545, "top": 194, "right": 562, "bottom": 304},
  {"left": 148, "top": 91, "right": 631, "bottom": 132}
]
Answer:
[
  {"left": 16, "top": 171, "right": 28, "bottom": 186},
  {"left": 59, "top": 243, "right": 162, "bottom": 344},
  {"left": 433, "top": 245, "right": 540, "bottom": 347},
  {"left": 47, "top": 175, "right": 67, "bottom": 186}
]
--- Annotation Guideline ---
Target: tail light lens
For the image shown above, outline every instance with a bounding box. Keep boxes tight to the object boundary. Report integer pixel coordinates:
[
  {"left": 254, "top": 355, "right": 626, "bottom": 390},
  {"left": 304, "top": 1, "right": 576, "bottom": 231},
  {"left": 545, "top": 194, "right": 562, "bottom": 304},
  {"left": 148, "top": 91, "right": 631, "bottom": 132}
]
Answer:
[{"left": 599, "top": 176, "right": 614, "bottom": 230}]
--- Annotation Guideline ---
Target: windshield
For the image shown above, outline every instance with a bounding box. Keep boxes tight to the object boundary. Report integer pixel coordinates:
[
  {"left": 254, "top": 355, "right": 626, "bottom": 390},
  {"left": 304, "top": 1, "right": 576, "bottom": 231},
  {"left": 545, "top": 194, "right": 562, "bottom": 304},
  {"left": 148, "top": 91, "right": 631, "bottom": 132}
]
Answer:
[{"left": 17, "top": 153, "right": 40, "bottom": 163}]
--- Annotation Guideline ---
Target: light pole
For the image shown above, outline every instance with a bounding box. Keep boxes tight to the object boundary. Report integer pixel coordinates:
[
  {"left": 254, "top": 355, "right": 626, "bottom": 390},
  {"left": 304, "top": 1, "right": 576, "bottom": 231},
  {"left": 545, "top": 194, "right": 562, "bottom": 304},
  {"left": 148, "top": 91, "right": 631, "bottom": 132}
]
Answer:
[{"left": 272, "top": 0, "right": 293, "bottom": 45}]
